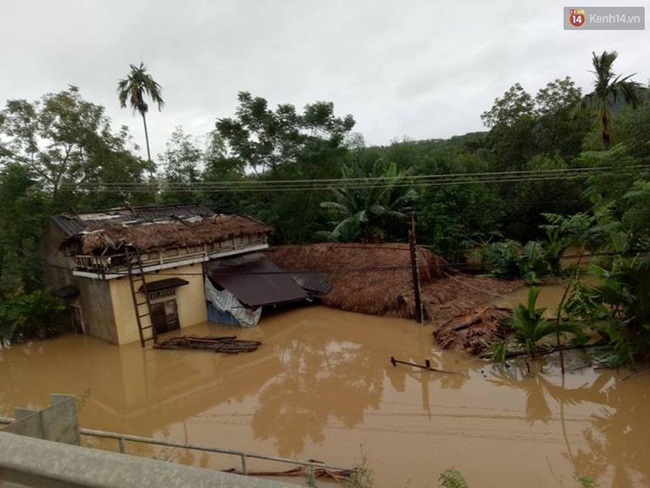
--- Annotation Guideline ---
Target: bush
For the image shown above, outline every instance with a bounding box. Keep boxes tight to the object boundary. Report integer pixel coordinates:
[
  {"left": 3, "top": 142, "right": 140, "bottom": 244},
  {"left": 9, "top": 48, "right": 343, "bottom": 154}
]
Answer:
[
  {"left": 480, "top": 240, "right": 550, "bottom": 284},
  {"left": 0, "top": 290, "right": 66, "bottom": 344},
  {"left": 439, "top": 469, "right": 468, "bottom": 488}
]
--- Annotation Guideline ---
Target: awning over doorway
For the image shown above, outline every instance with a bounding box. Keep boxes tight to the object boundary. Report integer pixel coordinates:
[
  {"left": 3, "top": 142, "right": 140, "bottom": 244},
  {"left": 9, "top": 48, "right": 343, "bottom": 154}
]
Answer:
[
  {"left": 138, "top": 278, "right": 189, "bottom": 294},
  {"left": 206, "top": 253, "right": 309, "bottom": 307},
  {"left": 52, "top": 285, "right": 80, "bottom": 298}
]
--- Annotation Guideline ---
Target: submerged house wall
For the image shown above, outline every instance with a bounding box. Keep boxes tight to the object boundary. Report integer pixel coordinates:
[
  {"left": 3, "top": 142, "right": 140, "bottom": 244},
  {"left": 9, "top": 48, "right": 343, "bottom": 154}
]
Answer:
[
  {"left": 42, "top": 222, "right": 117, "bottom": 342},
  {"left": 43, "top": 205, "right": 274, "bottom": 346},
  {"left": 80, "top": 279, "right": 118, "bottom": 343},
  {"left": 41, "top": 223, "right": 72, "bottom": 286},
  {"left": 109, "top": 265, "right": 207, "bottom": 345}
]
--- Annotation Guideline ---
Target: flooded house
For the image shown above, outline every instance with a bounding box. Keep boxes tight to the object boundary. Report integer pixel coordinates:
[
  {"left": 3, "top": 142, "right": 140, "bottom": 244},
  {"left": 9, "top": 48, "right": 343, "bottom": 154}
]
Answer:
[{"left": 43, "top": 204, "right": 307, "bottom": 346}]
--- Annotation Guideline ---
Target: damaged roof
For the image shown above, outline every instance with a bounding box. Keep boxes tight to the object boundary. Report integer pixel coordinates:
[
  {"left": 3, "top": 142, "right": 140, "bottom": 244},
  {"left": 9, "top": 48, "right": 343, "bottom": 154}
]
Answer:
[
  {"left": 52, "top": 204, "right": 272, "bottom": 254},
  {"left": 207, "top": 253, "right": 309, "bottom": 307},
  {"left": 52, "top": 203, "right": 216, "bottom": 236}
]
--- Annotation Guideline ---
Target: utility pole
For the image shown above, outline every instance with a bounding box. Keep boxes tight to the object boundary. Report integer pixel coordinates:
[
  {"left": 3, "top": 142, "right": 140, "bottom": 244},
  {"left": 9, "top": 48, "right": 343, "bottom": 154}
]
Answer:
[{"left": 408, "top": 214, "right": 425, "bottom": 324}]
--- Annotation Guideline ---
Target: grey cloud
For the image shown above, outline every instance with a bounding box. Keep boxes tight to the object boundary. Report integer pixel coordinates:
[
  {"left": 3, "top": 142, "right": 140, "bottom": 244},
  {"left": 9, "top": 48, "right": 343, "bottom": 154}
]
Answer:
[{"left": 1, "top": 0, "right": 648, "bottom": 158}]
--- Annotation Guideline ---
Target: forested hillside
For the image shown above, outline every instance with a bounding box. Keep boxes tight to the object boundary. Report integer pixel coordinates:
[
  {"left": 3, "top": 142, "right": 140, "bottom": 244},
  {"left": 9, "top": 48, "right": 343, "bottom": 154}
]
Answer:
[{"left": 2, "top": 52, "right": 649, "bottom": 363}]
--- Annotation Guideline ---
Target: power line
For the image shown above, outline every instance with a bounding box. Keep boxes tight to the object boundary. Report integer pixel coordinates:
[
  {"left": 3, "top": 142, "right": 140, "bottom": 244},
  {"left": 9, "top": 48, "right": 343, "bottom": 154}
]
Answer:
[
  {"left": 68, "top": 165, "right": 650, "bottom": 187},
  {"left": 57, "top": 165, "right": 650, "bottom": 193}
]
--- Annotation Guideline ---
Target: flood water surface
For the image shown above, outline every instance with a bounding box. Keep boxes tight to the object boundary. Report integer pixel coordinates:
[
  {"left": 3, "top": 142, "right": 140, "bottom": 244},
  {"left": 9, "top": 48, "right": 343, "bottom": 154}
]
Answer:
[{"left": 1, "top": 302, "right": 648, "bottom": 487}]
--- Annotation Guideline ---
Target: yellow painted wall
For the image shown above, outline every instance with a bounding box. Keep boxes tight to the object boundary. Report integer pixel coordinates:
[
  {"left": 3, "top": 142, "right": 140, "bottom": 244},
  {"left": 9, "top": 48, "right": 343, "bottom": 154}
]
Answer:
[{"left": 109, "top": 264, "right": 207, "bottom": 345}]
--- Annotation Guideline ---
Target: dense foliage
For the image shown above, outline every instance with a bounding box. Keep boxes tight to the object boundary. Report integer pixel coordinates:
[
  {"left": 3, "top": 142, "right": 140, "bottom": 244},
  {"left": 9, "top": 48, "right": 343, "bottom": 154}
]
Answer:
[{"left": 1, "top": 52, "right": 649, "bottom": 361}]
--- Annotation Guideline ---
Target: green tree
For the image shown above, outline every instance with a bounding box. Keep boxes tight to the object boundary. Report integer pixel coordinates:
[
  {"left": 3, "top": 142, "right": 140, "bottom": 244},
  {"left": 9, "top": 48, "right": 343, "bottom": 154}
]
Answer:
[
  {"left": 159, "top": 127, "right": 202, "bottom": 203},
  {"left": 318, "top": 160, "right": 417, "bottom": 243},
  {"left": 215, "top": 92, "right": 355, "bottom": 243},
  {"left": 534, "top": 77, "right": 590, "bottom": 160},
  {"left": 215, "top": 91, "right": 355, "bottom": 176},
  {"left": 0, "top": 164, "right": 66, "bottom": 343},
  {"left": 562, "top": 179, "right": 650, "bottom": 366},
  {"left": 118, "top": 62, "right": 165, "bottom": 163},
  {"left": 0, "top": 164, "right": 50, "bottom": 295},
  {"left": 481, "top": 83, "right": 536, "bottom": 171},
  {"left": 0, "top": 87, "right": 150, "bottom": 209},
  {"left": 617, "top": 98, "right": 650, "bottom": 159},
  {"left": 200, "top": 130, "right": 247, "bottom": 212},
  {"left": 581, "top": 51, "right": 642, "bottom": 150}
]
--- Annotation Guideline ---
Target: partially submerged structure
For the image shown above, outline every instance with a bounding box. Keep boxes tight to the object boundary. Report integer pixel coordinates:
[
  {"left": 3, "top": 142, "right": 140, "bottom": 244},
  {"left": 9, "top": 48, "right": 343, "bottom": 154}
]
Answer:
[
  {"left": 205, "top": 252, "right": 309, "bottom": 326},
  {"left": 266, "top": 243, "right": 522, "bottom": 323},
  {"left": 43, "top": 204, "right": 306, "bottom": 346},
  {"left": 433, "top": 306, "right": 513, "bottom": 354}
]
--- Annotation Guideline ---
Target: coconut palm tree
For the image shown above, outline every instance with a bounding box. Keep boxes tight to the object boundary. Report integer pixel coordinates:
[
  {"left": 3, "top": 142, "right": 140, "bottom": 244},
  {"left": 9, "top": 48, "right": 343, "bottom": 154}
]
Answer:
[
  {"left": 583, "top": 51, "right": 641, "bottom": 150},
  {"left": 318, "top": 160, "right": 418, "bottom": 243},
  {"left": 117, "top": 62, "right": 165, "bottom": 163}
]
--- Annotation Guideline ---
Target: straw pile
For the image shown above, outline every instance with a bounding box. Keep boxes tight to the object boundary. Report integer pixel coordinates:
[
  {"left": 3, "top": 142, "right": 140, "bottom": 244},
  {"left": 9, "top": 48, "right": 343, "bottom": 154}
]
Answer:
[
  {"left": 433, "top": 306, "right": 513, "bottom": 355},
  {"left": 265, "top": 243, "right": 522, "bottom": 321},
  {"left": 72, "top": 215, "right": 271, "bottom": 254}
]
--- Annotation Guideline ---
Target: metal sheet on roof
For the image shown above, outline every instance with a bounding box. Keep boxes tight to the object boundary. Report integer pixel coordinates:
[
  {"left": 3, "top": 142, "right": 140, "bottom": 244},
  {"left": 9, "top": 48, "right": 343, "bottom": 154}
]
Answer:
[
  {"left": 51, "top": 204, "right": 216, "bottom": 236},
  {"left": 289, "top": 272, "right": 332, "bottom": 295},
  {"left": 207, "top": 253, "right": 309, "bottom": 307}
]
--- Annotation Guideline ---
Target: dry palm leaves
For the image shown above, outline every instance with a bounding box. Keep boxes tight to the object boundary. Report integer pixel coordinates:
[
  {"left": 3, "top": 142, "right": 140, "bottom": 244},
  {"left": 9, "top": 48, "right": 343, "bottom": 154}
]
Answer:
[
  {"left": 434, "top": 306, "right": 513, "bottom": 355},
  {"left": 266, "top": 243, "right": 523, "bottom": 321},
  {"left": 265, "top": 243, "right": 452, "bottom": 318},
  {"left": 66, "top": 214, "right": 271, "bottom": 254}
]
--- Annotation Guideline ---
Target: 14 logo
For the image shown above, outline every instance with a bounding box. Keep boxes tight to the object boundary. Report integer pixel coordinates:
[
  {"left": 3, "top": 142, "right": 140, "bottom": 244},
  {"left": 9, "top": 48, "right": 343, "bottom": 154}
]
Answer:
[{"left": 569, "top": 9, "right": 586, "bottom": 27}]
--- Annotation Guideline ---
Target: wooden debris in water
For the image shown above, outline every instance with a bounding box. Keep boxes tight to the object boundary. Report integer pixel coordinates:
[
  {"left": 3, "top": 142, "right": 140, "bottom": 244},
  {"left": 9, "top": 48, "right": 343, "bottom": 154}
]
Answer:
[
  {"left": 224, "top": 466, "right": 354, "bottom": 483},
  {"left": 390, "top": 356, "right": 457, "bottom": 374},
  {"left": 433, "top": 306, "right": 513, "bottom": 355},
  {"left": 154, "top": 335, "right": 261, "bottom": 354}
]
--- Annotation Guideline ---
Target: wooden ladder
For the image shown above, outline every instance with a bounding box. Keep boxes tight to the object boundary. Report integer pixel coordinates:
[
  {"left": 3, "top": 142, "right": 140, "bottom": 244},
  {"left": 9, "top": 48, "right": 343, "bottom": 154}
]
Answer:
[{"left": 126, "top": 248, "right": 157, "bottom": 348}]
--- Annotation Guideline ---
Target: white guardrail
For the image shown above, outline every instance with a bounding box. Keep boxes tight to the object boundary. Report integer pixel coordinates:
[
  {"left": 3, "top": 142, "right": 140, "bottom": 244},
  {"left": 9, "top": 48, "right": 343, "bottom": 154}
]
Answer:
[{"left": 0, "top": 417, "right": 350, "bottom": 486}]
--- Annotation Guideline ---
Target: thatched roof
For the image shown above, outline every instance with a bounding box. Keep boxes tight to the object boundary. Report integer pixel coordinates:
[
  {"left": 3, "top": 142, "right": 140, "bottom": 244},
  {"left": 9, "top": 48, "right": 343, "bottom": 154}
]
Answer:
[
  {"left": 433, "top": 306, "right": 513, "bottom": 355},
  {"left": 62, "top": 213, "right": 271, "bottom": 254},
  {"left": 265, "top": 243, "right": 523, "bottom": 321}
]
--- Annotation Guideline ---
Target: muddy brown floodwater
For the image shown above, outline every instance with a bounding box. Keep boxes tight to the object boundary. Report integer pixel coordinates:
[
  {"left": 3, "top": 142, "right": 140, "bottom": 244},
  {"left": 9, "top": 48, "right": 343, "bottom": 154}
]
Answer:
[{"left": 1, "top": 287, "right": 649, "bottom": 487}]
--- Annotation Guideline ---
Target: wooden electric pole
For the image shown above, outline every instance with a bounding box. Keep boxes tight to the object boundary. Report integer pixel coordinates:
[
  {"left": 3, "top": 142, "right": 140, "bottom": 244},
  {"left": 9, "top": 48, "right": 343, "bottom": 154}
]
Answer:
[{"left": 408, "top": 214, "right": 425, "bottom": 323}]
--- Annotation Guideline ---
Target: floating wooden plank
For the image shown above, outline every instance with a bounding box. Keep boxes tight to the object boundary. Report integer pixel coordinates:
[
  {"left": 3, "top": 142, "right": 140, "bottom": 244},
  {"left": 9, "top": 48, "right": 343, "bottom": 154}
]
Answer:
[
  {"left": 154, "top": 335, "right": 261, "bottom": 354},
  {"left": 223, "top": 466, "right": 354, "bottom": 483}
]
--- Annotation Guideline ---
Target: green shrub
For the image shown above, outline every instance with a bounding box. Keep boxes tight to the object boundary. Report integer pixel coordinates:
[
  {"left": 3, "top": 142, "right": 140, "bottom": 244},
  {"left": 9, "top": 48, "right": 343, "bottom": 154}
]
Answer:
[
  {"left": 481, "top": 240, "right": 550, "bottom": 284},
  {"left": 438, "top": 468, "right": 468, "bottom": 488},
  {"left": 0, "top": 290, "right": 66, "bottom": 344},
  {"left": 492, "top": 287, "right": 580, "bottom": 362}
]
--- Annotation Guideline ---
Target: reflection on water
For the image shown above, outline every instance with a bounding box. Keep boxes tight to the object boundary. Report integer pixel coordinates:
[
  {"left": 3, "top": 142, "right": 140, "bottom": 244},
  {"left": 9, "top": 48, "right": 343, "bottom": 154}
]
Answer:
[
  {"left": 490, "top": 275, "right": 601, "bottom": 317},
  {"left": 0, "top": 304, "right": 648, "bottom": 487},
  {"left": 571, "top": 371, "right": 650, "bottom": 487}
]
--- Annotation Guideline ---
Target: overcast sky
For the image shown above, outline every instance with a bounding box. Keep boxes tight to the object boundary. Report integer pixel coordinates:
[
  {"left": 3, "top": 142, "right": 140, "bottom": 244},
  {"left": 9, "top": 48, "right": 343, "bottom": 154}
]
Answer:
[{"left": 1, "top": 0, "right": 648, "bottom": 160}]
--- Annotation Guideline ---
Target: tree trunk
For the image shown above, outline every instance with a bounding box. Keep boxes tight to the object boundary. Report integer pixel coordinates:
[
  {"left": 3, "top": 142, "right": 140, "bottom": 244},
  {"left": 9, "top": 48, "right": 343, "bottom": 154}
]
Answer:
[
  {"left": 141, "top": 112, "right": 152, "bottom": 163},
  {"left": 601, "top": 113, "right": 611, "bottom": 150}
]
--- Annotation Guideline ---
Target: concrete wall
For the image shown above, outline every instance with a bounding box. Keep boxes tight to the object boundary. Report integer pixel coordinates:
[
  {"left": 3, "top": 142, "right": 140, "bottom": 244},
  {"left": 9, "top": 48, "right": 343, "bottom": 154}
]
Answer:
[
  {"left": 1, "top": 395, "right": 79, "bottom": 446},
  {"left": 41, "top": 221, "right": 73, "bottom": 286},
  {"left": 41, "top": 221, "right": 117, "bottom": 342},
  {"left": 0, "top": 432, "right": 293, "bottom": 488},
  {"left": 42, "top": 219, "right": 219, "bottom": 345},
  {"left": 110, "top": 264, "right": 207, "bottom": 345},
  {"left": 78, "top": 278, "right": 117, "bottom": 343}
]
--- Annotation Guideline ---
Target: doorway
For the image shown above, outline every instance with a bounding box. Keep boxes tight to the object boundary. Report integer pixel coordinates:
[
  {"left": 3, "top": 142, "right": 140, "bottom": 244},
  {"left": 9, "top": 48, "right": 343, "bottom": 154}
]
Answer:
[{"left": 150, "top": 300, "right": 180, "bottom": 334}]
